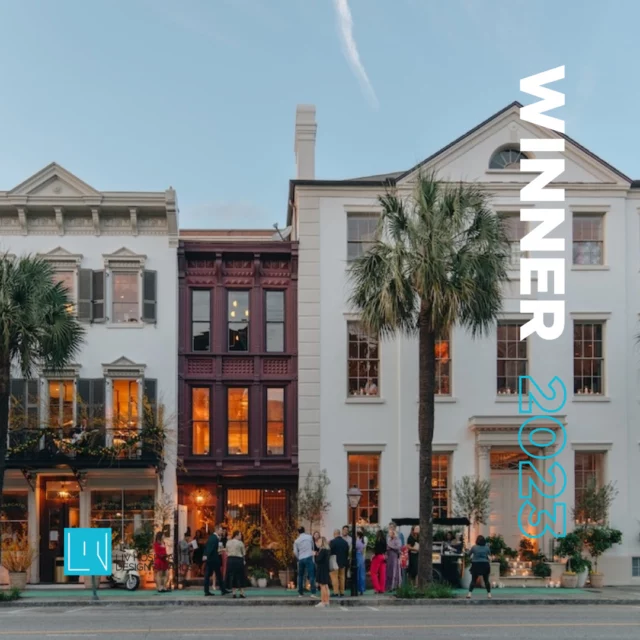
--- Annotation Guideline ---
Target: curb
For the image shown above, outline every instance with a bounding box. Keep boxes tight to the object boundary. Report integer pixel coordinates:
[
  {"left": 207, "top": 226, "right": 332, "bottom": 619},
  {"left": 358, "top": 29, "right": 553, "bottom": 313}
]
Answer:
[{"left": 1, "top": 597, "right": 639, "bottom": 607}]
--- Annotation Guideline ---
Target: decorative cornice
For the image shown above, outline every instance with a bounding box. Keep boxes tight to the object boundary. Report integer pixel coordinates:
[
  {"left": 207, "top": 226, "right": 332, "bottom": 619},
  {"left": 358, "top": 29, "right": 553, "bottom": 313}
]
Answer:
[
  {"left": 103, "top": 247, "right": 146, "bottom": 269},
  {"left": 42, "top": 364, "right": 81, "bottom": 379},
  {"left": 102, "top": 356, "right": 146, "bottom": 378},
  {"left": 54, "top": 207, "right": 64, "bottom": 235},
  {"left": 130, "top": 208, "right": 138, "bottom": 236}
]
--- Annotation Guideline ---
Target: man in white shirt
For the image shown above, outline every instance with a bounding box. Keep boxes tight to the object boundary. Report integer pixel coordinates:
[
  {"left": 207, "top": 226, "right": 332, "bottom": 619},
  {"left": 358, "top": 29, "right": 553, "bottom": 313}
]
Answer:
[{"left": 293, "top": 526, "right": 317, "bottom": 598}]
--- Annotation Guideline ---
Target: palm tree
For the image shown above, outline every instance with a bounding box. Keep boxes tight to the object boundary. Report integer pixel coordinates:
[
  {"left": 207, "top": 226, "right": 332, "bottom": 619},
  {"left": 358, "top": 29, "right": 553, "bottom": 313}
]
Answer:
[
  {"left": 0, "top": 255, "right": 85, "bottom": 559},
  {"left": 347, "top": 173, "right": 510, "bottom": 587}
]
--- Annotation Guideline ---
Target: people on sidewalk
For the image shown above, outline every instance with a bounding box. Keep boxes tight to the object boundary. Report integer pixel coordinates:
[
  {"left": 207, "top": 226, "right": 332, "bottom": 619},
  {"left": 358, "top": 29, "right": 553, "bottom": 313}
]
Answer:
[
  {"left": 203, "top": 527, "right": 229, "bottom": 597},
  {"left": 386, "top": 528, "right": 402, "bottom": 591},
  {"left": 370, "top": 530, "right": 387, "bottom": 594},
  {"left": 407, "top": 525, "right": 420, "bottom": 586},
  {"left": 355, "top": 530, "right": 366, "bottom": 595},
  {"left": 293, "top": 526, "right": 317, "bottom": 598},
  {"left": 153, "top": 532, "right": 170, "bottom": 593},
  {"left": 314, "top": 536, "right": 331, "bottom": 608},
  {"left": 178, "top": 529, "right": 192, "bottom": 588},
  {"left": 225, "top": 530, "right": 247, "bottom": 598},
  {"left": 329, "top": 529, "right": 349, "bottom": 597},
  {"left": 467, "top": 535, "right": 492, "bottom": 599}
]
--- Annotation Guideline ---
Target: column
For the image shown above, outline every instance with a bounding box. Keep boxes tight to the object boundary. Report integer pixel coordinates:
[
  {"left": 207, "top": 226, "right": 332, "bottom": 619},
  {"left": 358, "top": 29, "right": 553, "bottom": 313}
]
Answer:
[{"left": 476, "top": 445, "right": 491, "bottom": 536}]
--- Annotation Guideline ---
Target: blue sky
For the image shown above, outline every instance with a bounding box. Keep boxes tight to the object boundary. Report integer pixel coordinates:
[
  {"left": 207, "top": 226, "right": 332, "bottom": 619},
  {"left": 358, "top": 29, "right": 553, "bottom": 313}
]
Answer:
[{"left": 1, "top": 0, "right": 638, "bottom": 229}]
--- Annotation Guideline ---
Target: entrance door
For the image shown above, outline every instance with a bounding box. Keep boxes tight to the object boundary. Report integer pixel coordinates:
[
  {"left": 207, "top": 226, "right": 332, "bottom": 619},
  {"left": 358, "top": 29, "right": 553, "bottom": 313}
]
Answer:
[
  {"left": 489, "top": 470, "right": 533, "bottom": 551},
  {"left": 39, "top": 480, "right": 80, "bottom": 584}
]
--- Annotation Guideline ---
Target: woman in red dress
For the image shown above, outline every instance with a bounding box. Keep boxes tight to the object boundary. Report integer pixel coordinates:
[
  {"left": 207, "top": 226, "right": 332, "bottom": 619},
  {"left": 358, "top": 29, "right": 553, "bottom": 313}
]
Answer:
[{"left": 153, "top": 532, "right": 170, "bottom": 592}]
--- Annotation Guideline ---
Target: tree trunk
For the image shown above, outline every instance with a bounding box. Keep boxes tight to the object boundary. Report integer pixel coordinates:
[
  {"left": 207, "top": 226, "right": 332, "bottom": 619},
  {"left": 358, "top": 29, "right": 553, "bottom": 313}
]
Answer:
[
  {"left": 0, "top": 358, "right": 11, "bottom": 569},
  {"left": 417, "top": 309, "right": 436, "bottom": 588}
]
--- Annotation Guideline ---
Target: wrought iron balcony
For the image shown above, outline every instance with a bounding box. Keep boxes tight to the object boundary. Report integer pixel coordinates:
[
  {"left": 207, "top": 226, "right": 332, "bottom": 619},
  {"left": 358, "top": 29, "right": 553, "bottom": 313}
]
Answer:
[{"left": 6, "top": 426, "right": 159, "bottom": 468}]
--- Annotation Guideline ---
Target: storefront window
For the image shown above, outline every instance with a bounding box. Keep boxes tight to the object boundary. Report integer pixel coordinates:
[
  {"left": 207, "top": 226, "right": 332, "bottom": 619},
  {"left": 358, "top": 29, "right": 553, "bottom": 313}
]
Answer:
[
  {"left": 91, "top": 489, "right": 154, "bottom": 546},
  {"left": 0, "top": 493, "right": 28, "bottom": 541},
  {"left": 226, "top": 489, "right": 288, "bottom": 548}
]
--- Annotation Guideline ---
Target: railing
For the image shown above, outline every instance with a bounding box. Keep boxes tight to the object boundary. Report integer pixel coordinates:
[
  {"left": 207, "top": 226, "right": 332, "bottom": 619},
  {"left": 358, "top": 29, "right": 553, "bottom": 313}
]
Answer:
[{"left": 7, "top": 427, "right": 158, "bottom": 464}]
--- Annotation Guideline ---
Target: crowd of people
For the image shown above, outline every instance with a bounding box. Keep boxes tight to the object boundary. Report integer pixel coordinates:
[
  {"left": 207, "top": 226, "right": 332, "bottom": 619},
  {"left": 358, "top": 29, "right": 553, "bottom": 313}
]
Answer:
[{"left": 151, "top": 521, "right": 492, "bottom": 602}]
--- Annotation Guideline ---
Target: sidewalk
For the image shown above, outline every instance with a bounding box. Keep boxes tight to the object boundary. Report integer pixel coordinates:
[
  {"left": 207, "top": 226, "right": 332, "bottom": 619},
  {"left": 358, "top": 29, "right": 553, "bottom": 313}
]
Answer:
[{"left": 4, "top": 585, "right": 640, "bottom": 606}]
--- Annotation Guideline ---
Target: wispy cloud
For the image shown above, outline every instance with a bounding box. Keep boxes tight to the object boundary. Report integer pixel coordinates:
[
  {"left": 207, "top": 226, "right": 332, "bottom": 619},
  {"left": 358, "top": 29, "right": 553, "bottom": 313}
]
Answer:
[{"left": 332, "top": 0, "right": 378, "bottom": 108}]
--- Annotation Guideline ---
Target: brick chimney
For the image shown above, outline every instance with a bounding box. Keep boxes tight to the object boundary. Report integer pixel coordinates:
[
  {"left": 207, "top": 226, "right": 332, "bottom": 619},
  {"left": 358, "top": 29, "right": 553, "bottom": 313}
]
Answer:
[{"left": 294, "top": 105, "right": 317, "bottom": 180}]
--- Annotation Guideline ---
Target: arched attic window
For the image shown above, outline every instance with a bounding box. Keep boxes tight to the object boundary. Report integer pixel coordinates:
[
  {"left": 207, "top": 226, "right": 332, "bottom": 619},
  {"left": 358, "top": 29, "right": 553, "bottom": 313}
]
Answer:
[{"left": 489, "top": 146, "right": 529, "bottom": 170}]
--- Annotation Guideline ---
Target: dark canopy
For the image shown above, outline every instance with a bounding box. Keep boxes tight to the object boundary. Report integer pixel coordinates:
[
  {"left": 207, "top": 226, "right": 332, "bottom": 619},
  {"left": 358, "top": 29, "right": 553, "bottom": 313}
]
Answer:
[{"left": 391, "top": 517, "right": 470, "bottom": 527}]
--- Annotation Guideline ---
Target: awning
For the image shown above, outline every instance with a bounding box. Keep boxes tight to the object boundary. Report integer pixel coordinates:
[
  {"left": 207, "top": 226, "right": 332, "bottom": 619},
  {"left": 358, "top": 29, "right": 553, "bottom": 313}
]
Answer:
[{"left": 391, "top": 517, "right": 470, "bottom": 527}]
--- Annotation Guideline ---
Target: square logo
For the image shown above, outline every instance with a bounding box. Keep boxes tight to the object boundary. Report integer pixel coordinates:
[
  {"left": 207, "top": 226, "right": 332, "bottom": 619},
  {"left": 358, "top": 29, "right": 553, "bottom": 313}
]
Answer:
[{"left": 64, "top": 528, "right": 112, "bottom": 576}]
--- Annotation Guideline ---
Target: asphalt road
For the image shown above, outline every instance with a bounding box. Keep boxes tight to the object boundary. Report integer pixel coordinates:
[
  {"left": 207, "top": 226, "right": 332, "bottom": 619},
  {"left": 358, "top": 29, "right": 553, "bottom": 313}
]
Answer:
[{"left": 0, "top": 604, "right": 639, "bottom": 639}]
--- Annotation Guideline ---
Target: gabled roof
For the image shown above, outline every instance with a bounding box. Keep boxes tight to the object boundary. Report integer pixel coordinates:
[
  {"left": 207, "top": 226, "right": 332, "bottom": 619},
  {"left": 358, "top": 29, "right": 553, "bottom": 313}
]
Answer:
[{"left": 7, "top": 162, "right": 102, "bottom": 197}]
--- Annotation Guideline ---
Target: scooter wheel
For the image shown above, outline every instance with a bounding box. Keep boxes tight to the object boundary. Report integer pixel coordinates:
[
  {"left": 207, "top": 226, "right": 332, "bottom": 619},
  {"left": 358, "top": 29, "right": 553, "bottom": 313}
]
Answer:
[{"left": 125, "top": 575, "right": 140, "bottom": 591}]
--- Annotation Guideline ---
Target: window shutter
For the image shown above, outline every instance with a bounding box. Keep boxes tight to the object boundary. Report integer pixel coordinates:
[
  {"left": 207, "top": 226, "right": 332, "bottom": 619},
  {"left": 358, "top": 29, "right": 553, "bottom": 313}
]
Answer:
[
  {"left": 90, "top": 379, "right": 106, "bottom": 428},
  {"left": 9, "top": 379, "right": 26, "bottom": 429},
  {"left": 92, "top": 271, "right": 106, "bottom": 322},
  {"left": 26, "top": 380, "right": 39, "bottom": 429},
  {"left": 142, "top": 270, "right": 157, "bottom": 324},
  {"left": 143, "top": 378, "right": 157, "bottom": 420},
  {"left": 77, "top": 269, "right": 93, "bottom": 321},
  {"left": 77, "top": 379, "right": 91, "bottom": 423}
]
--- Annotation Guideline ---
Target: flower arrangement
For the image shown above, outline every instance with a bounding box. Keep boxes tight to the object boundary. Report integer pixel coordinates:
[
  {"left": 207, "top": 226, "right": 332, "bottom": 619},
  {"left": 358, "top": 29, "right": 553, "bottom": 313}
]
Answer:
[{"left": 1, "top": 527, "right": 37, "bottom": 574}]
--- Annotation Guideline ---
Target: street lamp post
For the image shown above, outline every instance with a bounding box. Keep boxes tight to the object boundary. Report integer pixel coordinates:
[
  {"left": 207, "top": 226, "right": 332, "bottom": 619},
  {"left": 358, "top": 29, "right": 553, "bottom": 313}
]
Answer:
[{"left": 347, "top": 485, "right": 362, "bottom": 597}]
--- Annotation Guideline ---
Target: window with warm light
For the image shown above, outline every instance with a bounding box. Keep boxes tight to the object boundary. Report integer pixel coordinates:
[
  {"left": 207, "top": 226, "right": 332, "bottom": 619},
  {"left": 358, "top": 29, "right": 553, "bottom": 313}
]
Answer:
[
  {"left": 228, "top": 291, "right": 249, "bottom": 351},
  {"left": 0, "top": 492, "right": 28, "bottom": 538},
  {"left": 500, "top": 214, "right": 527, "bottom": 268},
  {"left": 191, "top": 387, "right": 210, "bottom": 455},
  {"left": 191, "top": 290, "right": 211, "bottom": 351},
  {"left": 265, "top": 291, "right": 285, "bottom": 352},
  {"left": 573, "top": 214, "right": 604, "bottom": 265},
  {"left": 435, "top": 333, "right": 451, "bottom": 395},
  {"left": 112, "top": 379, "right": 139, "bottom": 429},
  {"left": 497, "top": 321, "right": 528, "bottom": 395},
  {"left": 48, "top": 380, "right": 75, "bottom": 428},
  {"left": 347, "top": 322, "right": 379, "bottom": 397},
  {"left": 112, "top": 272, "right": 139, "bottom": 323},
  {"left": 574, "top": 322, "right": 604, "bottom": 395},
  {"left": 266, "top": 388, "right": 284, "bottom": 455},
  {"left": 227, "top": 387, "right": 249, "bottom": 455},
  {"left": 347, "top": 453, "right": 379, "bottom": 525},
  {"left": 52, "top": 271, "right": 76, "bottom": 312},
  {"left": 91, "top": 489, "right": 155, "bottom": 545},
  {"left": 432, "top": 454, "right": 451, "bottom": 518},
  {"left": 574, "top": 452, "right": 605, "bottom": 523},
  {"left": 226, "top": 489, "right": 288, "bottom": 546}
]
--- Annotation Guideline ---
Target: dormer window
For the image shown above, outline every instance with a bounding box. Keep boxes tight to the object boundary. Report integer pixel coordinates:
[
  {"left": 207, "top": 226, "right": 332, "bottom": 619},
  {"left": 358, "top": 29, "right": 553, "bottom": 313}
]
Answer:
[{"left": 489, "top": 147, "right": 528, "bottom": 170}]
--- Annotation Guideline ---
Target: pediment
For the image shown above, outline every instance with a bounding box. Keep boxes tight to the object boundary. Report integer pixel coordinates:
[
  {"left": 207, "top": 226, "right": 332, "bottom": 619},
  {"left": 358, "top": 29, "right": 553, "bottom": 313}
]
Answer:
[
  {"left": 102, "top": 356, "right": 146, "bottom": 377},
  {"left": 106, "top": 356, "right": 139, "bottom": 368},
  {"left": 9, "top": 163, "right": 101, "bottom": 198},
  {"left": 41, "top": 246, "right": 77, "bottom": 257},
  {"left": 398, "top": 103, "right": 630, "bottom": 188}
]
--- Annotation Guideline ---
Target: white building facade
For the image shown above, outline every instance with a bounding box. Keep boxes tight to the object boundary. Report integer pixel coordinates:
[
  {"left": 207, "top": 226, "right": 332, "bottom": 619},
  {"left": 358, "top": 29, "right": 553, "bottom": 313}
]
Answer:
[
  {"left": 289, "top": 102, "right": 640, "bottom": 585},
  {"left": 0, "top": 163, "right": 178, "bottom": 584}
]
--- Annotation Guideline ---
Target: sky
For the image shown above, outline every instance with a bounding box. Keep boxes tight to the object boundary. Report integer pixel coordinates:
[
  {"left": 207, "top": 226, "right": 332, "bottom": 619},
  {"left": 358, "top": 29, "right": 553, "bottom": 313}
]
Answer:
[{"left": 1, "top": 0, "right": 639, "bottom": 230}]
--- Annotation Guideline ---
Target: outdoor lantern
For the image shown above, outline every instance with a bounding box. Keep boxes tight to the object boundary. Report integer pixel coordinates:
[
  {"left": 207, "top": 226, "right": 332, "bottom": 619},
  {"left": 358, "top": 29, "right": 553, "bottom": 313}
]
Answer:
[{"left": 347, "top": 485, "right": 362, "bottom": 509}]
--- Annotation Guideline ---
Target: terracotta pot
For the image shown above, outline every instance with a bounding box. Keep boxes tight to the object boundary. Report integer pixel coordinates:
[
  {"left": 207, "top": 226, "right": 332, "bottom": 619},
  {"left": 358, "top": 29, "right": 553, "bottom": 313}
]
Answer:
[
  {"left": 560, "top": 573, "right": 578, "bottom": 588},
  {"left": 590, "top": 573, "right": 604, "bottom": 588},
  {"left": 8, "top": 572, "right": 27, "bottom": 590}
]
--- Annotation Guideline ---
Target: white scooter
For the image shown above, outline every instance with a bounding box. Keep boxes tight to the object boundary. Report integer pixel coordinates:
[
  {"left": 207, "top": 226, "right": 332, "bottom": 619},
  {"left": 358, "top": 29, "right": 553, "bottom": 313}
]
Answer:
[{"left": 108, "top": 547, "right": 141, "bottom": 591}]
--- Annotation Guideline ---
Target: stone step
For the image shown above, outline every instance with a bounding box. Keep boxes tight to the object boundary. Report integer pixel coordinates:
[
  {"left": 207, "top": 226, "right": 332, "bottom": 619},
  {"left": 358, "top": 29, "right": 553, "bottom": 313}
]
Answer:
[{"left": 500, "top": 576, "right": 547, "bottom": 588}]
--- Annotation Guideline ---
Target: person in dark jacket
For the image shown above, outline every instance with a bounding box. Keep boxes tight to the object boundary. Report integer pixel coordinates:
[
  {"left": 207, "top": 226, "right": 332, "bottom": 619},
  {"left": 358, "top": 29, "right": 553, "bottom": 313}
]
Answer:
[
  {"left": 202, "top": 527, "right": 229, "bottom": 596},
  {"left": 314, "top": 537, "right": 331, "bottom": 607},
  {"left": 329, "top": 529, "right": 349, "bottom": 597},
  {"left": 467, "top": 535, "right": 491, "bottom": 599}
]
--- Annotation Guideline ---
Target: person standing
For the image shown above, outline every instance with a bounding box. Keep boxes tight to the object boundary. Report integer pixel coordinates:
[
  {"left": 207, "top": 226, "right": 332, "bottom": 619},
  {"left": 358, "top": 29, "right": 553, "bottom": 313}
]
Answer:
[
  {"left": 178, "top": 530, "right": 192, "bottom": 588},
  {"left": 225, "top": 530, "right": 247, "bottom": 598},
  {"left": 202, "top": 527, "right": 229, "bottom": 596},
  {"left": 314, "top": 536, "right": 331, "bottom": 608},
  {"left": 355, "top": 530, "right": 366, "bottom": 595},
  {"left": 370, "top": 530, "right": 387, "bottom": 594},
  {"left": 407, "top": 525, "right": 420, "bottom": 586},
  {"left": 219, "top": 526, "right": 229, "bottom": 581},
  {"left": 386, "top": 528, "right": 402, "bottom": 591},
  {"left": 153, "top": 532, "right": 169, "bottom": 593},
  {"left": 329, "top": 529, "right": 349, "bottom": 597},
  {"left": 467, "top": 535, "right": 492, "bottom": 599},
  {"left": 293, "top": 527, "right": 317, "bottom": 598},
  {"left": 312, "top": 531, "right": 322, "bottom": 553}
]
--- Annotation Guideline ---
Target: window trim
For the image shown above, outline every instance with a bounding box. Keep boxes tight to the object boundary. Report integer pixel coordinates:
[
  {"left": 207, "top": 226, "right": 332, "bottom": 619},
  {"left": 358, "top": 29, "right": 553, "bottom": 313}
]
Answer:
[
  {"left": 346, "top": 212, "right": 380, "bottom": 262},
  {"left": 190, "top": 386, "right": 211, "bottom": 456},
  {"left": 46, "top": 379, "right": 77, "bottom": 428},
  {"left": 226, "top": 386, "right": 249, "bottom": 456},
  {"left": 488, "top": 146, "right": 530, "bottom": 170},
  {"left": 574, "top": 450, "right": 607, "bottom": 524},
  {"left": 346, "top": 451, "right": 381, "bottom": 526},
  {"left": 265, "top": 290, "right": 286, "bottom": 353},
  {"left": 227, "top": 290, "right": 250, "bottom": 352},
  {"left": 571, "top": 211, "right": 606, "bottom": 268},
  {"left": 191, "top": 288, "right": 212, "bottom": 353},
  {"left": 572, "top": 319, "right": 606, "bottom": 398},
  {"left": 496, "top": 320, "right": 529, "bottom": 399},
  {"left": 346, "top": 319, "right": 381, "bottom": 399},
  {"left": 37, "top": 248, "right": 83, "bottom": 313},
  {"left": 435, "top": 329, "right": 452, "bottom": 396},
  {"left": 265, "top": 386, "right": 286, "bottom": 456},
  {"left": 498, "top": 212, "right": 529, "bottom": 271},
  {"left": 102, "top": 247, "right": 147, "bottom": 327}
]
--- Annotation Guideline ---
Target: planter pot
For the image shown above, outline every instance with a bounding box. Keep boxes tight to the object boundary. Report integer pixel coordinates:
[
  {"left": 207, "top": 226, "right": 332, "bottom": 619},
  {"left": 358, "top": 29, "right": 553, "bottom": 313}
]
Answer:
[
  {"left": 576, "top": 568, "right": 588, "bottom": 588},
  {"left": 561, "top": 573, "right": 578, "bottom": 589},
  {"left": 460, "top": 567, "right": 472, "bottom": 590},
  {"left": 490, "top": 562, "right": 500, "bottom": 582},
  {"left": 250, "top": 577, "right": 257, "bottom": 587},
  {"left": 279, "top": 569, "right": 293, "bottom": 588},
  {"left": 257, "top": 578, "right": 267, "bottom": 588},
  {"left": 8, "top": 572, "right": 27, "bottom": 590},
  {"left": 590, "top": 573, "right": 604, "bottom": 588}
]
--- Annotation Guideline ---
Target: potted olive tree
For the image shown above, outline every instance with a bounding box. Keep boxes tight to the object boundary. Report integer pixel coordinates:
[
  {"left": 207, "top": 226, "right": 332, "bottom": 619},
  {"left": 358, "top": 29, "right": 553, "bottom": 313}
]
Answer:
[
  {"left": 1, "top": 528, "right": 37, "bottom": 590},
  {"left": 555, "top": 532, "right": 587, "bottom": 588},
  {"left": 581, "top": 526, "right": 622, "bottom": 588}
]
